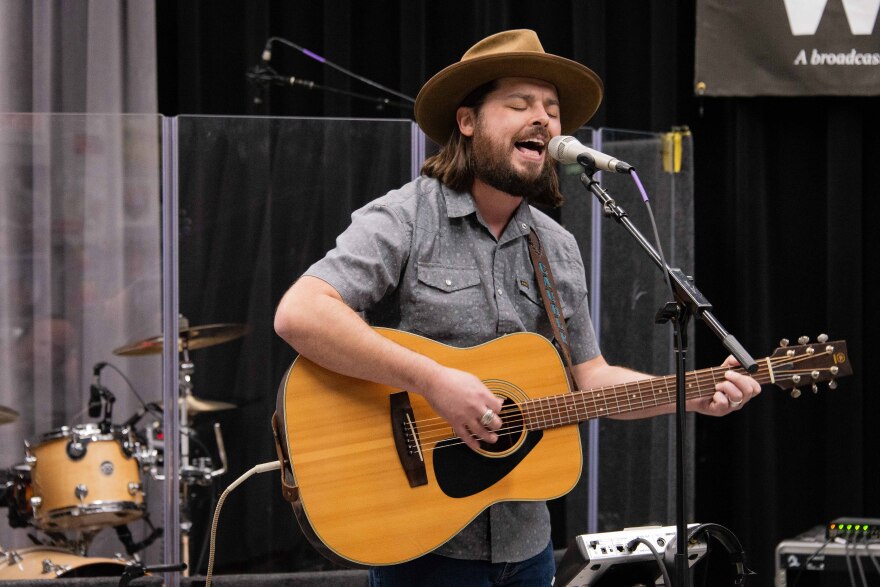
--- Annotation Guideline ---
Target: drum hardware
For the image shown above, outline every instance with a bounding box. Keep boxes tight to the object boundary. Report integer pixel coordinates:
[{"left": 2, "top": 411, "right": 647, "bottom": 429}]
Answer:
[
  {"left": 119, "top": 561, "right": 187, "bottom": 587},
  {"left": 0, "top": 404, "right": 19, "bottom": 425},
  {"left": 114, "top": 513, "right": 164, "bottom": 558},
  {"left": 0, "top": 546, "right": 130, "bottom": 579}
]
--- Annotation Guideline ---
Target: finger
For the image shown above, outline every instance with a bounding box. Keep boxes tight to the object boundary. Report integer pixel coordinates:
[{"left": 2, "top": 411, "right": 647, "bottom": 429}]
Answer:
[
  {"left": 726, "top": 369, "right": 762, "bottom": 395},
  {"left": 484, "top": 411, "right": 501, "bottom": 431},
  {"left": 721, "top": 354, "right": 741, "bottom": 368},
  {"left": 471, "top": 415, "right": 499, "bottom": 444},
  {"left": 715, "top": 381, "right": 744, "bottom": 407},
  {"left": 455, "top": 424, "right": 482, "bottom": 451}
]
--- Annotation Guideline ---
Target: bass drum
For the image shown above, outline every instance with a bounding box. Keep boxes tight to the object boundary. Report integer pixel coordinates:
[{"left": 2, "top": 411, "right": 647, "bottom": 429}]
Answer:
[{"left": 0, "top": 547, "right": 128, "bottom": 579}]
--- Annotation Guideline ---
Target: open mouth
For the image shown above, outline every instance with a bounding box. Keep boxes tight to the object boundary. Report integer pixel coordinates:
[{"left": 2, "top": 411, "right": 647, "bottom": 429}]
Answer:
[{"left": 514, "top": 138, "right": 546, "bottom": 159}]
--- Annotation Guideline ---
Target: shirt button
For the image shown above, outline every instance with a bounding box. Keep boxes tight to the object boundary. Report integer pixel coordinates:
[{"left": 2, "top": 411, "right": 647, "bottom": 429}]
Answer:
[
  {"left": 445, "top": 279, "right": 452, "bottom": 286},
  {"left": 521, "top": 222, "right": 528, "bottom": 230},
  {"left": 497, "top": 288, "right": 504, "bottom": 296}
]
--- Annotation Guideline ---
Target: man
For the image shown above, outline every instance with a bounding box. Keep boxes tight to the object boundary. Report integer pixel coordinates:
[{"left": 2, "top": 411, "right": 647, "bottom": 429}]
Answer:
[{"left": 274, "top": 29, "right": 760, "bottom": 587}]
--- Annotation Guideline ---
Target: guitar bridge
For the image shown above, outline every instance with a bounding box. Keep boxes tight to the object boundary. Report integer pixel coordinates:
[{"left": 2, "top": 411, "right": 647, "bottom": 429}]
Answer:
[{"left": 390, "top": 392, "right": 428, "bottom": 488}]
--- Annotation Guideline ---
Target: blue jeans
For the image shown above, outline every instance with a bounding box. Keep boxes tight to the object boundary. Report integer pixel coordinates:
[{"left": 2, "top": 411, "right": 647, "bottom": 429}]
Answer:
[{"left": 368, "top": 541, "right": 555, "bottom": 587}]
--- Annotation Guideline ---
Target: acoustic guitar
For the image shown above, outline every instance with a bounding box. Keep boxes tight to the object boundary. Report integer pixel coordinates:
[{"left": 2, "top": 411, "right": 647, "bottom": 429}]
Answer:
[{"left": 273, "top": 328, "right": 850, "bottom": 567}]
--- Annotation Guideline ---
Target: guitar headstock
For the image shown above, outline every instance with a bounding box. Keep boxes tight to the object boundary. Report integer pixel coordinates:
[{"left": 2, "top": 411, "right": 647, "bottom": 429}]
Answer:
[{"left": 768, "top": 334, "right": 852, "bottom": 397}]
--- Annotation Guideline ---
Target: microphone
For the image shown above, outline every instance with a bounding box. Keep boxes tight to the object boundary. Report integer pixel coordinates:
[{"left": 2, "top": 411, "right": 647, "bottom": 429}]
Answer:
[
  {"left": 88, "top": 362, "right": 108, "bottom": 418},
  {"left": 245, "top": 65, "right": 317, "bottom": 90},
  {"left": 274, "top": 75, "right": 316, "bottom": 90},
  {"left": 548, "top": 135, "right": 634, "bottom": 174}
]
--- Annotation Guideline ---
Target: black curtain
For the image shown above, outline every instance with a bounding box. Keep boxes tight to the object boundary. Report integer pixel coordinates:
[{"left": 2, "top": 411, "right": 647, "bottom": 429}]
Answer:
[{"left": 156, "top": 1, "right": 879, "bottom": 583}]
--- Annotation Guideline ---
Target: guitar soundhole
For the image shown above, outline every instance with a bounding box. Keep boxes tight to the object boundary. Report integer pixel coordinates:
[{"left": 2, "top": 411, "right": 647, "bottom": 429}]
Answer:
[{"left": 478, "top": 397, "right": 523, "bottom": 456}]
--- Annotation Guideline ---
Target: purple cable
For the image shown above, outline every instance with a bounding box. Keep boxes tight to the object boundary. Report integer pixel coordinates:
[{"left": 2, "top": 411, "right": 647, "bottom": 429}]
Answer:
[
  {"left": 631, "top": 169, "right": 651, "bottom": 203},
  {"left": 301, "top": 48, "right": 326, "bottom": 64}
]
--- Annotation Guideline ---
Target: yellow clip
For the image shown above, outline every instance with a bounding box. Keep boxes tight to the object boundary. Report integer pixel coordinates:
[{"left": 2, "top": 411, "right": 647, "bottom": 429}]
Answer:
[{"left": 662, "top": 127, "right": 690, "bottom": 174}]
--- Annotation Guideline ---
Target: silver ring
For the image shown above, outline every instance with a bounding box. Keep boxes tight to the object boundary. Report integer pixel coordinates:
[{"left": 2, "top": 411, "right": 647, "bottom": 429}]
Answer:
[
  {"left": 480, "top": 408, "right": 495, "bottom": 427},
  {"left": 729, "top": 398, "right": 743, "bottom": 408}
]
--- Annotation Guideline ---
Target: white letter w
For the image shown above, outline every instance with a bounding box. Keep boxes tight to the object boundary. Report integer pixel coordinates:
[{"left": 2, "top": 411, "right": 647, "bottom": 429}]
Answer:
[{"left": 783, "top": 0, "right": 880, "bottom": 35}]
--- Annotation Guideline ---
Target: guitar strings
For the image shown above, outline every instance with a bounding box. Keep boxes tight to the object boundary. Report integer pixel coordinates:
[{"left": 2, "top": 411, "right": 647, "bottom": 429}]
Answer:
[{"left": 406, "top": 351, "right": 837, "bottom": 453}]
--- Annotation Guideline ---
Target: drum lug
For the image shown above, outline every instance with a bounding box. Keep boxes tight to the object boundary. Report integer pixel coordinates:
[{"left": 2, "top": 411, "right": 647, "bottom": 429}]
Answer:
[
  {"left": 24, "top": 454, "right": 36, "bottom": 465},
  {"left": 75, "top": 484, "right": 88, "bottom": 502},
  {"left": 66, "top": 438, "right": 88, "bottom": 460},
  {"left": 41, "top": 557, "right": 72, "bottom": 576},
  {"left": 128, "top": 482, "right": 143, "bottom": 496},
  {"left": 6, "top": 550, "right": 23, "bottom": 565},
  {"left": 30, "top": 496, "right": 42, "bottom": 510}
]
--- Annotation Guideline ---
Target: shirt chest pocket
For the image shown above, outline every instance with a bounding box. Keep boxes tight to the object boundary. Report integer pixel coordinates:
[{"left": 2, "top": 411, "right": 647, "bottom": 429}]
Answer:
[{"left": 410, "top": 262, "right": 485, "bottom": 343}]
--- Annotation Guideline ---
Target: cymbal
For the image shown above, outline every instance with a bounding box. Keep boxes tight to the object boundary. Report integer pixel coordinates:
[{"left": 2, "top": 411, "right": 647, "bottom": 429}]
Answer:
[
  {"left": 113, "top": 323, "right": 248, "bottom": 356},
  {"left": 1, "top": 405, "right": 20, "bottom": 425},
  {"left": 161, "top": 395, "right": 237, "bottom": 415}
]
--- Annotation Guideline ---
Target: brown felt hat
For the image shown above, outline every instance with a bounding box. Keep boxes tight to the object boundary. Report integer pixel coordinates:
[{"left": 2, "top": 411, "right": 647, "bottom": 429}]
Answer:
[{"left": 414, "top": 29, "right": 604, "bottom": 145}]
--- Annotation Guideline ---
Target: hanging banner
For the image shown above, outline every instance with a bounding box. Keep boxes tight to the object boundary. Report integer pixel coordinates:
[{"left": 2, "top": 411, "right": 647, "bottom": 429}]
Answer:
[{"left": 695, "top": 0, "right": 880, "bottom": 96}]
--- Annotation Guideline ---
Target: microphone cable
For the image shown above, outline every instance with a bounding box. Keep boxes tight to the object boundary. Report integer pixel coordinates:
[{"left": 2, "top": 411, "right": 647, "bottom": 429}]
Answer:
[
  {"left": 205, "top": 460, "right": 282, "bottom": 587},
  {"left": 790, "top": 535, "right": 831, "bottom": 587},
  {"left": 626, "top": 536, "right": 673, "bottom": 587}
]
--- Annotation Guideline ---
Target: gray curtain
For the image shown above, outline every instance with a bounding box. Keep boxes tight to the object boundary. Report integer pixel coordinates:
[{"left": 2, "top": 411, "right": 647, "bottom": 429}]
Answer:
[{"left": 0, "top": 0, "right": 160, "bottom": 560}]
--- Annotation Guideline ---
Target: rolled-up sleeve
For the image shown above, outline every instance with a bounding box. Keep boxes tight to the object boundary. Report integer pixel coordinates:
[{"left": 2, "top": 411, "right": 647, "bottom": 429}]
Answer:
[{"left": 305, "top": 198, "right": 412, "bottom": 312}]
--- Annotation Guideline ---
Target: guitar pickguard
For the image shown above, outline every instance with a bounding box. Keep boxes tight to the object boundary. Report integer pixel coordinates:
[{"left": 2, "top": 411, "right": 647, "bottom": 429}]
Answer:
[{"left": 433, "top": 397, "right": 543, "bottom": 498}]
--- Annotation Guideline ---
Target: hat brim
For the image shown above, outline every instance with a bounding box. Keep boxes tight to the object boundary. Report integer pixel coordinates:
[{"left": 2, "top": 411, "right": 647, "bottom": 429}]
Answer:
[{"left": 415, "top": 52, "right": 603, "bottom": 145}]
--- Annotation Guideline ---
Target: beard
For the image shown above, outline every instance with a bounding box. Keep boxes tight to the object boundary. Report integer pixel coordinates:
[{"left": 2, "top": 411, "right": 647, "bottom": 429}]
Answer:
[{"left": 470, "top": 119, "right": 561, "bottom": 208}]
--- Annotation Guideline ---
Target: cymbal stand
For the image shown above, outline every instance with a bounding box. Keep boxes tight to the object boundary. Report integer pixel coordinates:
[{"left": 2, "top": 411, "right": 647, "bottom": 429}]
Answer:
[{"left": 174, "top": 330, "right": 228, "bottom": 576}]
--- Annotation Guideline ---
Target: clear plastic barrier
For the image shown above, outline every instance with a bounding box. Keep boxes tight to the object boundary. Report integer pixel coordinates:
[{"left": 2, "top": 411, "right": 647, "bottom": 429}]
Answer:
[
  {"left": 0, "top": 113, "right": 165, "bottom": 563},
  {"left": 174, "top": 116, "right": 414, "bottom": 574},
  {"left": 560, "top": 128, "right": 695, "bottom": 536}
]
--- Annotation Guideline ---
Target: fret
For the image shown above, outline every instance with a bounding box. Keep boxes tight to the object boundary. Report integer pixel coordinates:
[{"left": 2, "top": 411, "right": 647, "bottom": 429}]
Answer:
[
  {"left": 626, "top": 381, "right": 638, "bottom": 411},
  {"left": 706, "top": 367, "right": 718, "bottom": 397},
  {"left": 648, "top": 379, "right": 660, "bottom": 406}
]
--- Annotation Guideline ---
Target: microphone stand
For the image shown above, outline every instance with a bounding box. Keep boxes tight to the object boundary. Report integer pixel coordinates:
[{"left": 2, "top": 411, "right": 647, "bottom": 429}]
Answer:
[
  {"left": 246, "top": 65, "right": 412, "bottom": 113},
  {"left": 576, "top": 167, "right": 757, "bottom": 587}
]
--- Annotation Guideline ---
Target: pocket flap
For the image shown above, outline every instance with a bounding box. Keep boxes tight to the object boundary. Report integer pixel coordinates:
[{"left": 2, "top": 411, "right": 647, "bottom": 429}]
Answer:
[{"left": 417, "top": 263, "right": 481, "bottom": 292}]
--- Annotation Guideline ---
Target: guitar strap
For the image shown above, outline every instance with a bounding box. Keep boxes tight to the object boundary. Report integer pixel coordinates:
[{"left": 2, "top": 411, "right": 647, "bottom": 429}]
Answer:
[{"left": 526, "top": 227, "right": 577, "bottom": 391}]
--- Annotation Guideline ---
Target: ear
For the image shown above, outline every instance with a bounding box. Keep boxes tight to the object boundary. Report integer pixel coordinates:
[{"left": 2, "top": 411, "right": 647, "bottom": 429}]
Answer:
[{"left": 456, "top": 106, "right": 476, "bottom": 137}]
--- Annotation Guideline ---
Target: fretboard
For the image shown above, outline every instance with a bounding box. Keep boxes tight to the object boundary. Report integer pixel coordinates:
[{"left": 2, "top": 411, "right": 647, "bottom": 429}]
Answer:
[{"left": 522, "top": 363, "right": 768, "bottom": 430}]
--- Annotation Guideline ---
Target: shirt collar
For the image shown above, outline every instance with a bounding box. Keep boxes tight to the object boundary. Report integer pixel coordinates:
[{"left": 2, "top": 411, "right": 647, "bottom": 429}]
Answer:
[
  {"left": 441, "top": 184, "right": 476, "bottom": 218},
  {"left": 441, "top": 183, "right": 536, "bottom": 241}
]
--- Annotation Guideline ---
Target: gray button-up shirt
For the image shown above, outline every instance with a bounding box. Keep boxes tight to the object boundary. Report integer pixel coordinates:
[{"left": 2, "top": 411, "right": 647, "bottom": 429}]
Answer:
[{"left": 305, "top": 175, "right": 600, "bottom": 563}]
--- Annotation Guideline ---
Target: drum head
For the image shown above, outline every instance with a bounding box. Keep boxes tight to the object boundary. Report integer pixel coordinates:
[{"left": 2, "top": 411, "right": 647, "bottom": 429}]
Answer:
[{"left": 0, "top": 547, "right": 128, "bottom": 579}]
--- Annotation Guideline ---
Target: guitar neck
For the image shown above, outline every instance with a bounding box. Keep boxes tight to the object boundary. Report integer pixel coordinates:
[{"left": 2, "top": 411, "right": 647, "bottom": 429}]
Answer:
[{"left": 523, "top": 363, "right": 764, "bottom": 430}]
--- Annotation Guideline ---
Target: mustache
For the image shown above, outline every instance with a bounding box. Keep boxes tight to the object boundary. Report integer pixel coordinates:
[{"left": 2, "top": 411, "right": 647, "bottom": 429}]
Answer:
[{"left": 513, "top": 128, "right": 551, "bottom": 143}]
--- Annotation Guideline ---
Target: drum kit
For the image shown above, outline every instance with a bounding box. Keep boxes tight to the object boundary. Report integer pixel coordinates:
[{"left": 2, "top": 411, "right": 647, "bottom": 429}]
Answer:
[{"left": 0, "top": 319, "right": 246, "bottom": 580}]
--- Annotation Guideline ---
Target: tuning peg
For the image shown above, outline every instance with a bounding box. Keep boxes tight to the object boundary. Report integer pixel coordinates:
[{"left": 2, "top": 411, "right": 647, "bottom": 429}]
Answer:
[
  {"left": 811, "top": 383, "right": 818, "bottom": 394},
  {"left": 791, "top": 387, "right": 801, "bottom": 398},
  {"left": 779, "top": 338, "right": 790, "bottom": 347},
  {"left": 792, "top": 374, "right": 801, "bottom": 385},
  {"left": 817, "top": 333, "right": 829, "bottom": 343},
  {"left": 798, "top": 336, "right": 810, "bottom": 345},
  {"left": 829, "top": 380, "right": 838, "bottom": 390}
]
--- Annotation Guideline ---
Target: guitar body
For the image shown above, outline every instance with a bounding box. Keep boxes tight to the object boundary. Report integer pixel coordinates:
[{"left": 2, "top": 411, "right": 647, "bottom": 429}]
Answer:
[{"left": 277, "top": 328, "right": 582, "bottom": 567}]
